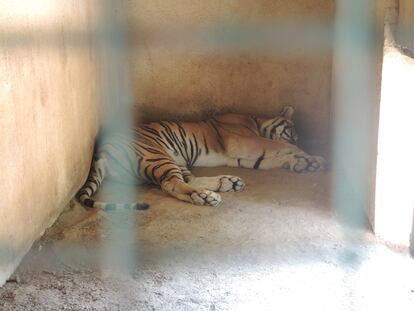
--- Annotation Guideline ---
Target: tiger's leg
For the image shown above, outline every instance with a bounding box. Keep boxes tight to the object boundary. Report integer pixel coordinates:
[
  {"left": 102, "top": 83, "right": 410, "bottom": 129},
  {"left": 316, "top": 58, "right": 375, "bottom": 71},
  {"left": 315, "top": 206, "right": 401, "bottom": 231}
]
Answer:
[
  {"left": 188, "top": 176, "right": 245, "bottom": 192},
  {"left": 225, "top": 136, "right": 325, "bottom": 173},
  {"left": 151, "top": 163, "right": 222, "bottom": 206},
  {"left": 179, "top": 165, "right": 245, "bottom": 192},
  {"left": 178, "top": 165, "right": 195, "bottom": 182}
]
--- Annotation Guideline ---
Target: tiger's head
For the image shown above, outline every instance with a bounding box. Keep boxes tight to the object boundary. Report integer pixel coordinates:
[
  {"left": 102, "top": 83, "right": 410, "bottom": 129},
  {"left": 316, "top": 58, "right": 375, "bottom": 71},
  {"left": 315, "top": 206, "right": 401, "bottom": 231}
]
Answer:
[{"left": 258, "top": 106, "right": 298, "bottom": 145}]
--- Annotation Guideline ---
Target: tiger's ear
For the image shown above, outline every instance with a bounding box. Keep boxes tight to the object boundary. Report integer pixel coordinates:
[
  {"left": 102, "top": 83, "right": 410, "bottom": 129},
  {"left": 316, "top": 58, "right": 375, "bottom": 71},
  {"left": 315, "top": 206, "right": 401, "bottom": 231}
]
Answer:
[{"left": 279, "top": 106, "right": 295, "bottom": 120}]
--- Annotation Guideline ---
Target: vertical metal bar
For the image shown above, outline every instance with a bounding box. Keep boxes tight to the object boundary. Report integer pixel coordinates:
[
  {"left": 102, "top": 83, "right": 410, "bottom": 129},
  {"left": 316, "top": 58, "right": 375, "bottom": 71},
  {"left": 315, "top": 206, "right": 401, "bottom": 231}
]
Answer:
[
  {"left": 98, "top": 0, "right": 137, "bottom": 274},
  {"left": 332, "top": 1, "right": 376, "bottom": 308},
  {"left": 333, "top": 0, "right": 376, "bottom": 241}
]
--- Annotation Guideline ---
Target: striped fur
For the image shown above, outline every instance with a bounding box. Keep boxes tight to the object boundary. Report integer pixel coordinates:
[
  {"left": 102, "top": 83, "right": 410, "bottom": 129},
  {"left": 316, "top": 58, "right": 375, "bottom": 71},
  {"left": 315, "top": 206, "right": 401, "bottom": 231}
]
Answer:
[{"left": 77, "top": 106, "right": 325, "bottom": 210}]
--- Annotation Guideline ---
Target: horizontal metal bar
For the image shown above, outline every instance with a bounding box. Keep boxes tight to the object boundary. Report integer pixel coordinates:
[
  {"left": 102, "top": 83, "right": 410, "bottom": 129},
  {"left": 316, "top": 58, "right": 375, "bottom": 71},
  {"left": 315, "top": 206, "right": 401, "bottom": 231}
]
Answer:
[{"left": 0, "top": 21, "right": 337, "bottom": 56}]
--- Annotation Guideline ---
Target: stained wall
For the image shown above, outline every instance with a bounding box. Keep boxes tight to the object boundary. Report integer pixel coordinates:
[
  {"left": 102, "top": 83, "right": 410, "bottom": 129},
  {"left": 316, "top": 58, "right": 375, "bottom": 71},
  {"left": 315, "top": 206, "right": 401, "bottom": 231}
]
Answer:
[{"left": 0, "top": 1, "right": 99, "bottom": 285}]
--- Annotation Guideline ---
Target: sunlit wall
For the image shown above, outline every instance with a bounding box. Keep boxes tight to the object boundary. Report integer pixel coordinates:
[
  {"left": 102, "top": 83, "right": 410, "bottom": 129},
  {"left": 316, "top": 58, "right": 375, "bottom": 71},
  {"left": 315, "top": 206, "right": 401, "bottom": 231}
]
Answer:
[{"left": 0, "top": 0, "right": 100, "bottom": 285}]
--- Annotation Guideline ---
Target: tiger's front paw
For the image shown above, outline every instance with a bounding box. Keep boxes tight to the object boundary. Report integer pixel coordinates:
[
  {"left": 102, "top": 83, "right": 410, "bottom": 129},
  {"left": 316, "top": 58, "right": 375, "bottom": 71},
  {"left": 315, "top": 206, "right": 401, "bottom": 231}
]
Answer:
[
  {"left": 190, "top": 190, "right": 222, "bottom": 207},
  {"left": 293, "top": 155, "right": 325, "bottom": 173},
  {"left": 218, "top": 176, "right": 245, "bottom": 192},
  {"left": 309, "top": 156, "right": 326, "bottom": 171}
]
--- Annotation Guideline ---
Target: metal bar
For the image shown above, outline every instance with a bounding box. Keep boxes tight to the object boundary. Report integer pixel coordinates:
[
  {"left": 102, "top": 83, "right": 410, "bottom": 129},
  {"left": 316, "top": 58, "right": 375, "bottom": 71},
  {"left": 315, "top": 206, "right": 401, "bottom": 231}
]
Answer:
[{"left": 98, "top": 0, "right": 138, "bottom": 275}]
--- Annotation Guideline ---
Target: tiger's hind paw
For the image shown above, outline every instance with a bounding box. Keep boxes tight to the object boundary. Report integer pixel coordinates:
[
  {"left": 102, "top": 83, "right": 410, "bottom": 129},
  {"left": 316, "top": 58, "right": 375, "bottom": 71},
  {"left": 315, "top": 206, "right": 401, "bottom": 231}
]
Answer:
[
  {"left": 190, "top": 190, "right": 222, "bottom": 207},
  {"left": 218, "top": 176, "right": 245, "bottom": 192}
]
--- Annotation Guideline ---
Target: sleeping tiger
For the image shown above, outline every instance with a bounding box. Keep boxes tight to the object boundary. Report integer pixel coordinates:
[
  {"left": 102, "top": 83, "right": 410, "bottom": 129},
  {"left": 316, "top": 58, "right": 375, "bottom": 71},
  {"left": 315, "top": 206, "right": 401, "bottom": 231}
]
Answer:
[{"left": 77, "top": 106, "right": 325, "bottom": 210}]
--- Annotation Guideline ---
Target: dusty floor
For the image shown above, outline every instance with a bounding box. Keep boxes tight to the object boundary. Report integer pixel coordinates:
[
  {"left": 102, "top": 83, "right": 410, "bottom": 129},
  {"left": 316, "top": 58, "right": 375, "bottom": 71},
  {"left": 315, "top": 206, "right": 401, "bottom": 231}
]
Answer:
[{"left": 1, "top": 167, "right": 413, "bottom": 310}]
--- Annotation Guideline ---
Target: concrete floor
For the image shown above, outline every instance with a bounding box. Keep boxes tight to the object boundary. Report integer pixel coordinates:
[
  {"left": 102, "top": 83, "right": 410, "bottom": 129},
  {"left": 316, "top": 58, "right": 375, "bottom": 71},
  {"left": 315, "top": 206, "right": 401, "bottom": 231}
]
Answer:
[{"left": 1, "top": 167, "right": 413, "bottom": 310}]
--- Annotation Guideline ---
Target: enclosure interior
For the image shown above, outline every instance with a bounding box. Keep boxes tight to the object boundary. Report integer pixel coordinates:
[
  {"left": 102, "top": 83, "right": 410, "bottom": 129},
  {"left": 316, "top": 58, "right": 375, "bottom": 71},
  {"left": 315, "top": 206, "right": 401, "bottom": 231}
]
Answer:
[
  {"left": 84, "top": 0, "right": 334, "bottom": 259},
  {"left": 2, "top": 1, "right": 414, "bottom": 310},
  {"left": 100, "top": 0, "right": 335, "bottom": 278}
]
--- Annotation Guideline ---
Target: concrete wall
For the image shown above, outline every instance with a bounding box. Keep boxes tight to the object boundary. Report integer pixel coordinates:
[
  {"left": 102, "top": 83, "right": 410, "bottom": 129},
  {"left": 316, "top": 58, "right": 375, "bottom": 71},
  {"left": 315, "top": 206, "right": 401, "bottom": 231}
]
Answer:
[
  {"left": 367, "top": 0, "right": 386, "bottom": 229},
  {"left": 373, "top": 0, "right": 414, "bottom": 245},
  {"left": 129, "top": 0, "right": 335, "bottom": 154},
  {"left": 0, "top": 1, "right": 99, "bottom": 285},
  {"left": 399, "top": 0, "right": 414, "bottom": 251},
  {"left": 398, "top": 0, "right": 414, "bottom": 51}
]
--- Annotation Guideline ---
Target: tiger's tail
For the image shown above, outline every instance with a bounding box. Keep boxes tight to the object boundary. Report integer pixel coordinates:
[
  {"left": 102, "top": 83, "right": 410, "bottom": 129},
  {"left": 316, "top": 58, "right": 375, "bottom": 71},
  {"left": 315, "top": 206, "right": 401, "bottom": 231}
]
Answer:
[{"left": 76, "top": 156, "right": 149, "bottom": 212}]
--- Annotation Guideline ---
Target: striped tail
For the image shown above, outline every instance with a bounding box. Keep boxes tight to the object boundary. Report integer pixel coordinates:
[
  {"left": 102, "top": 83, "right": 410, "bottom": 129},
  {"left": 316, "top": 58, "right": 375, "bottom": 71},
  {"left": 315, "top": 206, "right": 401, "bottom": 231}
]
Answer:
[{"left": 76, "top": 156, "right": 149, "bottom": 212}]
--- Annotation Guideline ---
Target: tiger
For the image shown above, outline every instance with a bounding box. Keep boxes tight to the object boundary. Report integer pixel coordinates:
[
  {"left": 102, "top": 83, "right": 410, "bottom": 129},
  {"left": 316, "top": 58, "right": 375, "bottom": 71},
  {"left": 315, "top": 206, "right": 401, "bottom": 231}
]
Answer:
[{"left": 76, "top": 106, "right": 325, "bottom": 210}]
